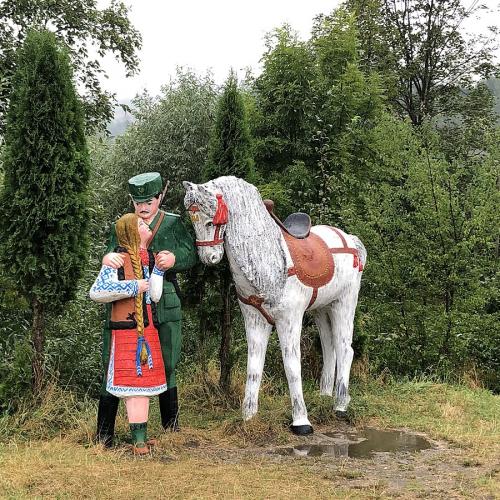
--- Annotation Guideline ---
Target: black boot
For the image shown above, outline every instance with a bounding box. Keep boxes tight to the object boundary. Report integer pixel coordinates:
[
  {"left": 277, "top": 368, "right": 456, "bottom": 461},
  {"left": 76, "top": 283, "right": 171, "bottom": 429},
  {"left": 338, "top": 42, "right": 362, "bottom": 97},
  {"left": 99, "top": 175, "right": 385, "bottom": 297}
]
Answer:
[
  {"left": 159, "top": 387, "right": 180, "bottom": 431},
  {"left": 96, "top": 394, "right": 119, "bottom": 448}
]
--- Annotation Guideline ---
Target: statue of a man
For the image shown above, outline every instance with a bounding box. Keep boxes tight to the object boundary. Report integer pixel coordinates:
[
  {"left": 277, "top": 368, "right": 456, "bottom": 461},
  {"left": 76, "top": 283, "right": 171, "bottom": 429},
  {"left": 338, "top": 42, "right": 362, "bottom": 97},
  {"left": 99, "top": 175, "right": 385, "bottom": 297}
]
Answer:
[{"left": 96, "top": 172, "right": 198, "bottom": 447}]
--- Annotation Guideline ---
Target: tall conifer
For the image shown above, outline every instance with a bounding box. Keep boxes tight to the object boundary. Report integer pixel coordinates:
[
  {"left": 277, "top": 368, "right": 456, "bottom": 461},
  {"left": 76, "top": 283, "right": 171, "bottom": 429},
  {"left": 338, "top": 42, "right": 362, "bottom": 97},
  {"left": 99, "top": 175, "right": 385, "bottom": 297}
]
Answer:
[
  {"left": 204, "top": 70, "right": 253, "bottom": 180},
  {"left": 0, "top": 30, "right": 90, "bottom": 393},
  {"left": 203, "top": 71, "right": 253, "bottom": 390}
]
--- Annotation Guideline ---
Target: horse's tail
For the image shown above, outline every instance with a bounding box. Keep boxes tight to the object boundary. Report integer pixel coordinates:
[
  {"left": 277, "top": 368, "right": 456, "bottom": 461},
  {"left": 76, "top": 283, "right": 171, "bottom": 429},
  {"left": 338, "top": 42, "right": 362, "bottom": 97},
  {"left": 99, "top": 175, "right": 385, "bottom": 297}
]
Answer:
[{"left": 351, "top": 236, "right": 367, "bottom": 270}]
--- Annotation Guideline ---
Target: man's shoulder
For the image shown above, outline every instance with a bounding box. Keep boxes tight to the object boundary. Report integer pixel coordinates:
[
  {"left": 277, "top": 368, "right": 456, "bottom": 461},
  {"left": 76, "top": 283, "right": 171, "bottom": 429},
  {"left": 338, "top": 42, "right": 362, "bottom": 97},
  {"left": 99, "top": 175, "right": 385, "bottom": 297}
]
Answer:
[
  {"left": 152, "top": 211, "right": 184, "bottom": 236},
  {"left": 159, "top": 211, "right": 182, "bottom": 227},
  {"left": 163, "top": 211, "right": 181, "bottom": 219}
]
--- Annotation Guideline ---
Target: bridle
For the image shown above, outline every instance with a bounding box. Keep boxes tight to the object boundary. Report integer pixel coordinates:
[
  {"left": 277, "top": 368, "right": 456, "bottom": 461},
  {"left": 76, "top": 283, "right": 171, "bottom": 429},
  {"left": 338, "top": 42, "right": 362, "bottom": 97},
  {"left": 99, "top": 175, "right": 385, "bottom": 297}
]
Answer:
[{"left": 189, "top": 193, "right": 228, "bottom": 248}]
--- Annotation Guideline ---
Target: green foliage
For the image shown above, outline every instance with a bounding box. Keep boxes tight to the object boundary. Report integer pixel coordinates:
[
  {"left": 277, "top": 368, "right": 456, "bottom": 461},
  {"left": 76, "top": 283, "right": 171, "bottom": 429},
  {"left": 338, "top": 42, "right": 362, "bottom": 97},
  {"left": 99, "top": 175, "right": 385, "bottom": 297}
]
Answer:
[
  {"left": 250, "top": 4, "right": 498, "bottom": 390},
  {"left": 341, "top": 112, "right": 499, "bottom": 389},
  {"left": 253, "top": 10, "right": 385, "bottom": 220},
  {"left": 0, "top": 0, "right": 141, "bottom": 132},
  {"left": 312, "top": 7, "right": 359, "bottom": 83},
  {"left": 0, "top": 306, "right": 31, "bottom": 410},
  {"left": 0, "top": 71, "right": 219, "bottom": 406},
  {"left": 109, "top": 69, "right": 218, "bottom": 215},
  {"left": 253, "top": 25, "right": 318, "bottom": 175},
  {"left": 204, "top": 70, "right": 254, "bottom": 180},
  {"left": 0, "top": 30, "right": 89, "bottom": 309},
  {"left": 1, "top": 3, "right": 498, "bottom": 404},
  {"left": 0, "top": 30, "right": 90, "bottom": 397},
  {"left": 347, "top": 0, "right": 500, "bottom": 125},
  {"left": 201, "top": 71, "right": 256, "bottom": 389}
]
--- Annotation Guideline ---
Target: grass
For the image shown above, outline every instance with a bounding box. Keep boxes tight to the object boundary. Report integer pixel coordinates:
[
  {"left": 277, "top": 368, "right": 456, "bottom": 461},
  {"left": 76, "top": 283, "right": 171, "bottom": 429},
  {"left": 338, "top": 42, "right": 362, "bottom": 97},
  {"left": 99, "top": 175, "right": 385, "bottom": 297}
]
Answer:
[
  {"left": 0, "top": 442, "right": 350, "bottom": 499},
  {"left": 0, "top": 363, "right": 498, "bottom": 498}
]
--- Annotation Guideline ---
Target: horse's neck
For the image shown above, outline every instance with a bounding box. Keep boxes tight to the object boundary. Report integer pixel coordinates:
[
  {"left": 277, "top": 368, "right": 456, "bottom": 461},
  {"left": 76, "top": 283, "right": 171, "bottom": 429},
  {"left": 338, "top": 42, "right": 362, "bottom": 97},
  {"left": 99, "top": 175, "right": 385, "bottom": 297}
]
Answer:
[
  {"left": 215, "top": 177, "right": 288, "bottom": 305},
  {"left": 224, "top": 216, "right": 287, "bottom": 303},
  {"left": 225, "top": 246, "right": 259, "bottom": 296}
]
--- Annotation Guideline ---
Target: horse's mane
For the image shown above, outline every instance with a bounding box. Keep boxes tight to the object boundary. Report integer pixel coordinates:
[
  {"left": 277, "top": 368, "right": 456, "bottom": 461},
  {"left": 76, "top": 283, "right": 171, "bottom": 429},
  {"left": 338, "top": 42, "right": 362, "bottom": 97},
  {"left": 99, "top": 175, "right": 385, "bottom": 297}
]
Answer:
[{"left": 211, "top": 176, "right": 287, "bottom": 305}]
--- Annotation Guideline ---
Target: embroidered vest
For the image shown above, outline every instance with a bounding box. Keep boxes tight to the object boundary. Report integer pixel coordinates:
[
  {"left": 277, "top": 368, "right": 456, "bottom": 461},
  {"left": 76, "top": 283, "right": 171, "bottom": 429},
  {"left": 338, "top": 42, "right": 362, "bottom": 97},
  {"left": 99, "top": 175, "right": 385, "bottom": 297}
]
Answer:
[{"left": 109, "top": 248, "right": 159, "bottom": 330}]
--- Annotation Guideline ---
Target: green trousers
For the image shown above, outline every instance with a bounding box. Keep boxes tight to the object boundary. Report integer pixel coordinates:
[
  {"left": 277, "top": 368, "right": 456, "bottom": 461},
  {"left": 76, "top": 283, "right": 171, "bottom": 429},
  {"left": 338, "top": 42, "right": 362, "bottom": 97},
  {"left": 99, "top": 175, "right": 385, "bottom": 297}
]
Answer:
[{"left": 100, "top": 319, "right": 182, "bottom": 394}]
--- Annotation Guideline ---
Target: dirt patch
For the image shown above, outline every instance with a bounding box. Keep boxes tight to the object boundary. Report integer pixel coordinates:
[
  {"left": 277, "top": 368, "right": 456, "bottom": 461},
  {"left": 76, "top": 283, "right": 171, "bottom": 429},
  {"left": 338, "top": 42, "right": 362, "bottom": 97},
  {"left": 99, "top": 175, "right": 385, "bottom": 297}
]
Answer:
[{"left": 152, "top": 423, "right": 499, "bottom": 498}]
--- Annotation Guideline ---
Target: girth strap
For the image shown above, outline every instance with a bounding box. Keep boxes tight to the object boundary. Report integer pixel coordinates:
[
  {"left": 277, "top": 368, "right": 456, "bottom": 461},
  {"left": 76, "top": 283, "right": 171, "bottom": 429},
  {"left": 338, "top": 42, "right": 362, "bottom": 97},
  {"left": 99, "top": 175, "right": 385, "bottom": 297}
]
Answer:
[{"left": 237, "top": 293, "right": 275, "bottom": 326}]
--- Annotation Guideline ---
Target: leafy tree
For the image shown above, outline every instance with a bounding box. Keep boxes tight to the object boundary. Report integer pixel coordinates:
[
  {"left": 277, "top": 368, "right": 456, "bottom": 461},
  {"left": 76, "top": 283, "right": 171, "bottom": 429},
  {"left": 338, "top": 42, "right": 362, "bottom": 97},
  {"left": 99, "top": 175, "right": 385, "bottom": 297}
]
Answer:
[
  {"left": 0, "top": 30, "right": 90, "bottom": 394},
  {"left": 312, "top": 7, "right": 359, "bottom": 85},
  {"left": 108, "top": 69, "right": 218, "bottom": 216},
  {"left": 203, "top": 70, "right": 254, "bottom": 390},
  {"left": 252, "top": 10, "right": 384, "bottom": 219},
  {"left": 0, "top": 0, "right": 141, "bottom": 132},
  {"left": 346, "top": 0, "right": 499, "bottom": 125},
  {"left": 309, "top": 7, "right": 384, "bottom": 221},
  {"left": 253, "top": 26, "right": 318, "bottom": 176},
  {"left": 341, "top": 105, "right": 499, "bottom": 389}
]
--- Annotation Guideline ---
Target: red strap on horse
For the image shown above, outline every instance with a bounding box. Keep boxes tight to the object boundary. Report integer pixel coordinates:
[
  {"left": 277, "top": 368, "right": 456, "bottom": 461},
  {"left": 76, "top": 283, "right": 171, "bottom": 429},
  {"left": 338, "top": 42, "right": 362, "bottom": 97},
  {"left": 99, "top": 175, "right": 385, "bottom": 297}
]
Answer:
[{"left": 329, "top": 227, "right": 363, "bottom": 271}]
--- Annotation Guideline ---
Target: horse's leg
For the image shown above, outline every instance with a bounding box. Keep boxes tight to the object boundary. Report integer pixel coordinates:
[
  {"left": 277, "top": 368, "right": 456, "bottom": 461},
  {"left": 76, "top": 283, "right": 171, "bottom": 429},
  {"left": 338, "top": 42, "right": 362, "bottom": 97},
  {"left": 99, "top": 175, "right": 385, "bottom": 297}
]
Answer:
[
  {"left": 329, "top": 283, "right": 360, "bottom": 417},
  {"left": 313, "top": 307, "right": 336, "bottom": 396},
  {"left": 275, "top": 312, "right": 313, "bottom": 435},
  {"left": 240, "top": 305, "right": 272, "bottom": 421}
]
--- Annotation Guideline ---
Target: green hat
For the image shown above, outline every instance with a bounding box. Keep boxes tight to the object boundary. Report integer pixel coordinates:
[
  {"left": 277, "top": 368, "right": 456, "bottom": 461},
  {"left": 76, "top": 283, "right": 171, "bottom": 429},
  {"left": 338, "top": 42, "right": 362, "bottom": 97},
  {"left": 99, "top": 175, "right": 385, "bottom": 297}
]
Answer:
[{"left": 128, "top": 172, "right": 163, "bottom": 202}]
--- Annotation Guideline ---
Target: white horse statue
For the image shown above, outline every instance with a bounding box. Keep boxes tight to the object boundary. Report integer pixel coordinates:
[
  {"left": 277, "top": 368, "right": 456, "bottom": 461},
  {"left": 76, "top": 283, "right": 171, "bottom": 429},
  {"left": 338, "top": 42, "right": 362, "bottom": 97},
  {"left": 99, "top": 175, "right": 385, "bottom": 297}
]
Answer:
[{"left": 183, "top": 176, "right": 366, "bottom": 435}]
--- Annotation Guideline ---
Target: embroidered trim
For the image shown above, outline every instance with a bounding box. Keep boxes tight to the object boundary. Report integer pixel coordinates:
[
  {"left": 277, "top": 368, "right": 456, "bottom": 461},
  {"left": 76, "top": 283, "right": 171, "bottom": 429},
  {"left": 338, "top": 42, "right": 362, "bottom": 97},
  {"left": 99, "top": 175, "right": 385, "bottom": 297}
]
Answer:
[
  {"left": 90, "top": 266, "right": 138, "bottom": 298},
  {"left": 152, "top": 266, "right": 165, "bottom": 276}
]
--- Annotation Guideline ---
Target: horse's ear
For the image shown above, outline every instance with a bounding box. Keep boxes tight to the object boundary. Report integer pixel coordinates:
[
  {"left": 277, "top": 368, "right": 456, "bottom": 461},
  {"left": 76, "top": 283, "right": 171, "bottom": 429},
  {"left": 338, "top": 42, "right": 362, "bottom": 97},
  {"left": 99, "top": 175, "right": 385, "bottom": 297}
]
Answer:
[
  {"left": 183, "top": 181, "right": 196, "bottom": 191},
  {"left": 197, "top": 184, "right": 213, "bottom": 199}
]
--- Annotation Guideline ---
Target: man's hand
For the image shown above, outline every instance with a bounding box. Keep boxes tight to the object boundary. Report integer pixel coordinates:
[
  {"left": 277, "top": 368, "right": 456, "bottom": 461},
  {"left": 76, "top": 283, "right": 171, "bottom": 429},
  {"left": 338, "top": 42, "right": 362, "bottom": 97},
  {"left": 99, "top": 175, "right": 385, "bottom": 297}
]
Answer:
[
  {"left": 156, "top": 250, "right": 176, "bottom": 271},
  {"left": 102, "top": 252, "right": 125, "bottom": 269},
  {"left": 137, "top": 279, "right": 149, "bottom": 294}
]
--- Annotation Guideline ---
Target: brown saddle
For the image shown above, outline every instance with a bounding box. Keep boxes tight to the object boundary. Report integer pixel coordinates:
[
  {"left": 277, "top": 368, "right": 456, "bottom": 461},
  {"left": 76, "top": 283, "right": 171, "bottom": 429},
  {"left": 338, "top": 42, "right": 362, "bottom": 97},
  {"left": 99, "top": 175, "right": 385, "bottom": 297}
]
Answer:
[
  {"left": 283, "top": 231, "right": 335, "bottom": 289},
  {"left": 264, "top": 199, "right": 334, "bottom": 290}
]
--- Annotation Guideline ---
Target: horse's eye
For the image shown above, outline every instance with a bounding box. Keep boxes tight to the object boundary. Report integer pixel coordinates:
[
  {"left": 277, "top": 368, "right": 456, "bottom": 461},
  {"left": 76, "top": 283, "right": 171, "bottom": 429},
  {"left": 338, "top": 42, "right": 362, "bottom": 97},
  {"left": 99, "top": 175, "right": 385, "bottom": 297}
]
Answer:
[{"left": 206, "top": 221, "right": 214, "bottom": 228}]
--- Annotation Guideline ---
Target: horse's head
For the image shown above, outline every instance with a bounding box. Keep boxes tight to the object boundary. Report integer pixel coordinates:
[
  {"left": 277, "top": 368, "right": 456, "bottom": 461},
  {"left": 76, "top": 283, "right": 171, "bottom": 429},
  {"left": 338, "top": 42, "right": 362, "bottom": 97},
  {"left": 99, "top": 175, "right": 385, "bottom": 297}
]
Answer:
[{"left": 183, "top": 181, "right": 228, "bottom": 265}]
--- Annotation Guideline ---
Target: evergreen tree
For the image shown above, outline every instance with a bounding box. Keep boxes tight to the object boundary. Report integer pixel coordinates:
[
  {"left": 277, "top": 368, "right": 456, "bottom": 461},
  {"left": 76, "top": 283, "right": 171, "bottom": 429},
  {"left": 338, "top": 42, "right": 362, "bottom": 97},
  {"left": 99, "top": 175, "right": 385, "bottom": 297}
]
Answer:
[
  {"left": 203, "top": 70, "right": 253, "bottom": 390},
  {"left": 0, "top": 30, "right": 90, "bottom": 394},
  {"left": 204, "top": 70, "right": 253, "bottom": 180}
]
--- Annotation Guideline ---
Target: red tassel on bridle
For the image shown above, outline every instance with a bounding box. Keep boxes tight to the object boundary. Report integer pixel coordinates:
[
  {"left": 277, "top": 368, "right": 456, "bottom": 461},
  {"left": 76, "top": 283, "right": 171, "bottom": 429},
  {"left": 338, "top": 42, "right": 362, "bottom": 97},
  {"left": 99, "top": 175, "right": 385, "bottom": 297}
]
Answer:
[{"left": 212, "top": 194, "right": 228, "bottom": 225}]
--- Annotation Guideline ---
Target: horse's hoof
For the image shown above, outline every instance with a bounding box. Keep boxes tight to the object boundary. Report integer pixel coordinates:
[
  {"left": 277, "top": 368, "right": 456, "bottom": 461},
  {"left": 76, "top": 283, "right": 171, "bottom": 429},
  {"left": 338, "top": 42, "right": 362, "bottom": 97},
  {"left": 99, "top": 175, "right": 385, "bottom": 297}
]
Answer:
[
  {"left": 290, "top": 424, "right": 314, "bottom": 436},
  {"left": 335, "top": 410, "right": 349, "bottom": 421}
]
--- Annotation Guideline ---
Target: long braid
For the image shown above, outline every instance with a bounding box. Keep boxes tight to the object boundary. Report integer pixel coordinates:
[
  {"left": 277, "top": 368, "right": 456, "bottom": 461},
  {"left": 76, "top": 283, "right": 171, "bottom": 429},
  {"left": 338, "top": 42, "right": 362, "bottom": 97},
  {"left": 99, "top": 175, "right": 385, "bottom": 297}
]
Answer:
[
  {"left": 115, "top": 214, "right": 144, "bottom": 338},
  {"left": 128, "top": 248, "right": 145, "bottom": 337}
]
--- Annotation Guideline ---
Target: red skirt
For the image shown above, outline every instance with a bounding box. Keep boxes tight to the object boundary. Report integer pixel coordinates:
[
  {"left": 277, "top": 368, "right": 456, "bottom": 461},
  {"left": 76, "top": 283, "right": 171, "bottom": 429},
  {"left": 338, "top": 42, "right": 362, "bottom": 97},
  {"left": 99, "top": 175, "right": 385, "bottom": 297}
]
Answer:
[{"left": 106, "top": 304, "right": 167, "bottom": 397}]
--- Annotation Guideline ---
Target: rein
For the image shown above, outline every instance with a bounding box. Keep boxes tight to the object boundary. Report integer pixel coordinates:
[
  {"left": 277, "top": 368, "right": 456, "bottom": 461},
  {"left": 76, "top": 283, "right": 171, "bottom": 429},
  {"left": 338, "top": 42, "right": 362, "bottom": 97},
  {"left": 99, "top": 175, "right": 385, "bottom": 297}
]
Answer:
[{"left": 195, "top": 225, "right": 224, "bottom": 247}]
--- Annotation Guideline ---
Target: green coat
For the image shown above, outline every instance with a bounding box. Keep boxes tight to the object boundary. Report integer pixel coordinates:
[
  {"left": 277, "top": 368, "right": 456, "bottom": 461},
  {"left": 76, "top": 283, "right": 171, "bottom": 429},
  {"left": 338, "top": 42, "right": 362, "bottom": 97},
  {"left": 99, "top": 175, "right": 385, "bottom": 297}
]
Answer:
[{"left": 100, "top": 211, "right": 198, "bottom": 392}]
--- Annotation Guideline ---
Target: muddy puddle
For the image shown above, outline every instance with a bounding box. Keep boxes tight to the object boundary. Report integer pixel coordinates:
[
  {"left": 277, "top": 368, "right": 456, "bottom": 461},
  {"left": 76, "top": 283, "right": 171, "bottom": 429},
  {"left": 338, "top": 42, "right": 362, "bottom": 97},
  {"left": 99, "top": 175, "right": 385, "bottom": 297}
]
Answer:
[{"left": 276, "top": 428, "right": 432, "bottom": 459}]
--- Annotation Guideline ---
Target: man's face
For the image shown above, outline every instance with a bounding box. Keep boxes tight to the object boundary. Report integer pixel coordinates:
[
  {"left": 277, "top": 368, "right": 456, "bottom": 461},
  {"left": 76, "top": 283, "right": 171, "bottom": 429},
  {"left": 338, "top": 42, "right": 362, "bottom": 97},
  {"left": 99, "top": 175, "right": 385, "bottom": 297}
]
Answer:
[{"left": 132, "top": 194, "right": 162, "bottom": 222}]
